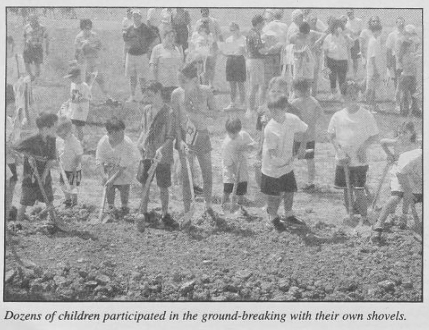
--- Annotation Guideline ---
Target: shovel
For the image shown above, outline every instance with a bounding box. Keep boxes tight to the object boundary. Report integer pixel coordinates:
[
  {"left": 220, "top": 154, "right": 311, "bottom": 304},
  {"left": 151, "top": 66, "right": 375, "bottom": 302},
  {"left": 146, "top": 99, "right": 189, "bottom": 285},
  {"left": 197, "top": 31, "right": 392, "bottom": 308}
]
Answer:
[
  {"left": 224, "top": 157, "right": 243, "bottom": 214},
  {"left": 343, "top": 163, "right": 355, "bottom": 225},
  {"left": 139, "top": 156, "right": 161, "bottom": 213},
  {"left": 367, "top": 162, "right": 391, "bottom": 220},
  {"left": 180, "top": 151, "right": 196, "bottom": 230}
]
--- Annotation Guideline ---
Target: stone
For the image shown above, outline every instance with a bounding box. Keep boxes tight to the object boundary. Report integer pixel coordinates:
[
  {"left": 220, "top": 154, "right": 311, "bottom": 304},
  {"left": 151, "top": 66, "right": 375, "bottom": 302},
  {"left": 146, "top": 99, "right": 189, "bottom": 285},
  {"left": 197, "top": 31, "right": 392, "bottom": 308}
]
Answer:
[
  {"left": 5, "top": 269, "right": 16, "bottom": 283},
  {"left": 288, "top": 286, "right": 301, "bottom": 298},
  {"left": 96, "top": 275, "right": 111, "bottom": 285},
  {"left": 278, "top": 279, "right": 291, "bottom": 292},
  {"left": 378, "top": 280, "right": 395, "bottom": 292},
  {"left": 235, "top": 270, "right": 252, "bottom": 280},
  {"left": 402, "top": 281, "right": 413, "bottom": 290},
  {"left": 53, "top": 275, "right": 68, "bottom": 286},
  {"left": 180, "top": 280, "right": 196, "bottom": 295}
]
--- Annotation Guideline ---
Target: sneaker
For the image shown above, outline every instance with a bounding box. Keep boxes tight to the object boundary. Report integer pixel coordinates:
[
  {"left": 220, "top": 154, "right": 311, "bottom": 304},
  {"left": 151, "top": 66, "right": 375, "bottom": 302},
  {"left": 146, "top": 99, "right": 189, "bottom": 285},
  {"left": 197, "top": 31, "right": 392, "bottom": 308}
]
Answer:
[
  {"left": 272, "top": 217, "right": 286, "bottom": 232},
  {"left": 63, "top": 199, "right": 72, "bottom": 209},
  {"left": 162, "top": 213, "right": 179, "bottom": 229},
  {"left": 245, "top": 109, "right": 253, "bottom": 119},
  {"left": 223, "top": 103, "right": 236, "bottom": 111},
  {"left": 121, "top": 206, "right": 130, "bottom": 216},
  {"left": 193, "top": 185, "right": 204, "bottom": 195},
  {"left": 284, "top": 215, "right": 306, "bottom": 227}
]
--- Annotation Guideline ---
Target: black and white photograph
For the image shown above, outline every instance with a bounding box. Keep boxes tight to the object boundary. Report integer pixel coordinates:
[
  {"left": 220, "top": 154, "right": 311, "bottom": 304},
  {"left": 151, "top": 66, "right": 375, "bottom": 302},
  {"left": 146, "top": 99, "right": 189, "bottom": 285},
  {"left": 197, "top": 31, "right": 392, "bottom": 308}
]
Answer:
[{"left": 1, "top": 1, "right": 426, "bottom": 329}]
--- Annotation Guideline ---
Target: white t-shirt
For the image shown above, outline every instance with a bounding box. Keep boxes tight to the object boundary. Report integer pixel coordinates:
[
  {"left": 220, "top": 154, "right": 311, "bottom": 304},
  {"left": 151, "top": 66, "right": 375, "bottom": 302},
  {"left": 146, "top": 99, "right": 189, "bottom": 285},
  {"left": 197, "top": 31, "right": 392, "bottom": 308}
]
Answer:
[
  {"left": 150, "top": 43, "right": 183, "bottom": 87},
  {"left": 95, "top": 135, "right": 139, "bottom": 185},
  {"left": 327, "top": 107, "right": 379, "bottom": 166},
  {"left": 367, "top": 36, "right": 385, "bottom": 78},
  {"left": 359, "top": 29, "right": 373, "bottom": 56},
  {"left": 222, "top": 130, "right": 254, "bottom": 183},
  {"left": 345, "top": 17, "right": 363, "bottom": 39},
  {"left": 385, "top": 29, "right": 402, "bottom": 56},
  {"left": 262, "top": 114, "right": 308, "bottom": 178},
  {"left": 323, "top": 34, "right": 349, "bottom": 61},
  {"left": 70, "top": 82, "right": 91, "bottom": 122},
  {"left": 222, "top": 35, "right": 246, "bottom": 56},
  {"left": 396, "top": 148, "right": 422, "bottom": 194},
  {"left": 262, "top": 20, "right": 288, "bottom": 48},
  {"left": 57, "top": 134, "right": 83, "bottom": 171}
]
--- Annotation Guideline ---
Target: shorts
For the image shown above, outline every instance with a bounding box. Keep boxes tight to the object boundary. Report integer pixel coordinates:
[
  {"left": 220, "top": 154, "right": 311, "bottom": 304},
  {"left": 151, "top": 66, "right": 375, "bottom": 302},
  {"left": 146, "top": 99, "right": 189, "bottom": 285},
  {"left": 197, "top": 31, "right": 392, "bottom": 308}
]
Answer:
[
  {"left": 261, "top": 171, "right": 297, "bottom": 196},
  {"left": 71, "top": 119, "right": 86, "bottom": 127},
  {"left": 186, "top": 129, "right": 212, "bottom": 154},
  {"left": 391, "top": 191, "right": 423, "bottom": 203},
  {"left": 223, "top": 182, "right": 248, "bottom": 196},
  {"left": 264, "top": 54, "right": 281, "bottom": 83},
  {"left": 350, "top": 39, "right": 360, "bottom": 60},
  {"left": 125, "top": 53, "right": 150, "bottom": 78},
  {"left": 142, "top": 159, "right": 171, "bottom": 188},
  {"left": 8, "top": 163, "right": 18, "bottom": 182},
  {"left": 247, "top": 58, "right": 265, "bottom": 86},
  {"left": 106, "top": 184, "right": 130, "bottom": 205},
  {"left": 81, "top": 57, "right": 100, "bottom": 79},
  {"left": 23, "top": 44, "right": 43, "bottom": 65},
  {"left": 334, "top": 165, "right": 369, "bottom": 189},
  {"left": 59, "top": 170, "right": 82, "bottom": 186},
  {"left": 204, "top": 54, "right": 217, "bottom": 78},
  {"left": 20, "top": 184, "right": 54, "bottom": 206},
  {"left": 293, "top": 141, "right": 316, "bottom": 159},
  {"left": 226, "top": 55, "right": 246, "bottom": 82}
]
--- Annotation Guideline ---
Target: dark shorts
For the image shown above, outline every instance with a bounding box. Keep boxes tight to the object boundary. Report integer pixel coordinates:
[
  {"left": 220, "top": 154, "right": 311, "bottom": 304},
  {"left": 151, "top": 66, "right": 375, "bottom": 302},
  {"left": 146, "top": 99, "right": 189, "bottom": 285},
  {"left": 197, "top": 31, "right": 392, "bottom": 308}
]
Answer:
[
  {"left": 391, "top": 191, "right": 423, "bottom": 203},
  {"left": 20, "top": 183, "right": 54, "bottom": 206},
  {"left": 186, "top": 129, "right": 212, "bottom": 154},
  {"left": 226, "top": 55, "right": 246, "bottom": 82},
  {"left": 71, "top": 119, "right": 86, "bottom": 127},
  {"left": 264, "top": 54, "right": 282, "bottom": 83},
  {"left": 8, "top": 163, "right": 18, "bottom": 182},
  {"left": 350, "top": 39, "right": 360, "bottom": 60},
  {"left": 224, "top": 181, "right": 248, "bottom": 196},
  {"left": 334, "top": 165, "right": 369, "bottom": 189},
  {"left": 59, "top": 170, "right": 82, "bottom": 186},
  {"left": 23, "top": 44, "right": 43, "bottom": 65},
  {"left": 261, "top": 171, "right": 297, "bottom": 196},
  {"left": 293, "top": 141, "right": 316, "bottom": 159},
  {"left": 142, "top": 159, "right": 171, "bottom": 188}
]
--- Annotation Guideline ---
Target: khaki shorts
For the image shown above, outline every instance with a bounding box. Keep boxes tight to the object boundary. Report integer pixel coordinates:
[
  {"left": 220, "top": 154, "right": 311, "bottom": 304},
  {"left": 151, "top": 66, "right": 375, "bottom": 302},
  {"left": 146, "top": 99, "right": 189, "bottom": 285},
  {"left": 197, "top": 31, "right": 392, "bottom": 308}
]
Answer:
[
  {"left": 247, "top": 58, "right": 265, "bottom": 86},
  {"left": 125, "top": 53, "right": 150, "bottom": 78}
]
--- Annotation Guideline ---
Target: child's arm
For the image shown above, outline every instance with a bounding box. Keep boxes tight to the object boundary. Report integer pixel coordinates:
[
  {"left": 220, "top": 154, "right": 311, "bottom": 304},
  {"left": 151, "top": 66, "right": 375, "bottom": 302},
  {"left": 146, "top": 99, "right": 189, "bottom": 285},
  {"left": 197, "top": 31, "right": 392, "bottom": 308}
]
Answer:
[
  {"left": 328, "top": 132, "right": 349, "bottom": 164},
  {"left": 397, "top": 172, "right": 413, "bottom": 215},
  {"left": 356, "top": 134, "right": 380, "bottom": 163},
  {"left": 380, "top": 138, "right": 398, "bottom": 162}
]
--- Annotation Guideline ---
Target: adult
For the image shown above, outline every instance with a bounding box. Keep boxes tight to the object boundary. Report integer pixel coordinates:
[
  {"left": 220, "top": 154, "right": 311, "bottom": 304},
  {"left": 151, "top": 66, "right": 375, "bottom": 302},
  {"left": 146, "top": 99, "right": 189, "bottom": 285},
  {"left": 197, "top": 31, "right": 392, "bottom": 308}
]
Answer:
[
  {"left": 121, "top": 8, "right": 133, "bottom": 67},
  {"left": 123, "top": 9, "right": 158, "bottom": 102},
  {"left": 172, "top": 8, "right": 191, "bottom": 53},
  {"left": 159, "top": 8, "right": 174, "bottom": 41},
  {"left": 307, "top": 14, "right": 326, "bottom": 96},
  {"left": 75, "top": 19, "right": 113, "bottom": 103},
  {"left": 359, "top": 16, "right": 381, "bottom": 70},
  {"left": 194, "top": 8, "right": 224, "bottom": 89},
  {"left": 366, "top": 23, "right": 385, "bottom": 112},
  {"left": 146, "top": 9, "right": 162, "bottom": 59},
  {"left": 150, "top": 29, "right": 184, "bottom": 102},
  {"left": 303, "top": 9, "right": 327, "bottom": 32},
  {"left": 23, "top": 14, "right": 49, "bottom": 81},
  {"left": 345, "top": 9, "right": 363, "bottom": 78},
  {"left": 171, "top": 63, "right": 219, "bottom": 222},
  {"left": 322, "top": 18, "right": 353, "bottom": 101}
]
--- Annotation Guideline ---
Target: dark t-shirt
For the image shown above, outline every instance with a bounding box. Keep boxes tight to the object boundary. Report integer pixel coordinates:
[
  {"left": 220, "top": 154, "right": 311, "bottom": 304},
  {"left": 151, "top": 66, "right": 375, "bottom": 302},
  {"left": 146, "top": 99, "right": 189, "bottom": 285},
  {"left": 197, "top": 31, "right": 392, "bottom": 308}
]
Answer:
[
  {"left": 123, "top": 23, "right": 157, "bottom": 56},
  {"left": 14, "top": 134, "right": 56, "bottom": 187},
  {"left": 246, "top": 28, "right": 264, "bottom": 59}
]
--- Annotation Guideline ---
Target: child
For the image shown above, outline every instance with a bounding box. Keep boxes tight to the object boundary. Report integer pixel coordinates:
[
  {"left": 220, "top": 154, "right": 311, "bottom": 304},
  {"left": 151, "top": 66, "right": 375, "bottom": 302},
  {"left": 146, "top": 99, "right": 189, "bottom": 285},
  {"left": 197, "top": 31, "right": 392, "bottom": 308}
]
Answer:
[
  {"left": 136, "top": 82, "right": 178, "bottom": 231},
  {"left": 381, "top": 121, "right": 419, "bottom": 162},
  {"left": 56, "top": 117, "right": 83, "bottom": 208},
  {"left": 365, "top": 23, "right": 384, "bottom": 112},
  {"left": 64, "top": 67, "right": 92, "bottom": 143},
  {"left": 221, "top": 117, "right": 256, "bottom": 210},
  {"left": 221, "top": 22, "right": 247, "bottom": 110},
  {"left": 373, "top": 147, "right": 422, "bottom": 234},
  {"left": 291, "top": 78, "right": 324, "bottom": 190},
  {"left": 95, "top": 117, "right": 139, "bottom": 216},
  {"left": 328, "top": 80, "right": 379, "bottom": 225},
  {"left": 14, "top": 112, "right": 58, "bottom": 223},
  {"left": 261, "top": 95, "right": 309, "bottom": 232}
]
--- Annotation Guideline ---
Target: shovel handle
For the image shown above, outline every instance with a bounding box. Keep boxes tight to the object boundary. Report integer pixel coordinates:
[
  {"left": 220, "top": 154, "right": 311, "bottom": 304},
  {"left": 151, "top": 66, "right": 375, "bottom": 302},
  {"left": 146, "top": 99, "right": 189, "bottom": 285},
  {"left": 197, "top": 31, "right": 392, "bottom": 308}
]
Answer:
[
  {"left": 371, "top": 162, "right": 391, "bottom": 210},
  {"left": 58, "top": 161, "right": 72, "bottom": 192},
  {"left": 343, "top": 164, "right": 354, "bottom": 217}
]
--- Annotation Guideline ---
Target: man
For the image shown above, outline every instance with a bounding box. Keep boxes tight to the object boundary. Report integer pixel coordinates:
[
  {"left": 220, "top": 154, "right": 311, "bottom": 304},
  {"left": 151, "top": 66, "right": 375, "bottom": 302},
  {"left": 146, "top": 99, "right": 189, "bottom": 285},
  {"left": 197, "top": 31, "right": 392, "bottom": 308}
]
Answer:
[
  {"left": 194, "top": 8, "right": 223, "bottom": 90},
  {"left": 123, "top": 9, "right": 158, "bottom": 102},
  {"left": 345, "top": 9, "right": 363, "bottom": 78},
  {"left": 23, "top": 14, "right": 49, "bottom": 81},
  {"left": 366, "top": 23, "right": 385, "bottom": 112}
]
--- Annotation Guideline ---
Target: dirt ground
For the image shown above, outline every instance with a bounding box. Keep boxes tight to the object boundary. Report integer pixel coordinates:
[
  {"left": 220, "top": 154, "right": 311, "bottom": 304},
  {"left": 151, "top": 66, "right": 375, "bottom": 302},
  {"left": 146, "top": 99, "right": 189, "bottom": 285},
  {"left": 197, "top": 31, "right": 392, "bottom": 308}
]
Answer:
[{"left": 4, "top": 11, "right": 423, "bottom": 302}]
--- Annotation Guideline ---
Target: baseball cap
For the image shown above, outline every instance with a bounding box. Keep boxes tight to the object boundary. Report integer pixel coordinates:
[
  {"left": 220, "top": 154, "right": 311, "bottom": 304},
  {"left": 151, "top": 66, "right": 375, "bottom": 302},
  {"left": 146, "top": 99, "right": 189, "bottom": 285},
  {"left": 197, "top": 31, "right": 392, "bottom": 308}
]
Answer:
[
  {"left": 63, "top": 68, "right": 81, "bottom": 79},
  {"left": 132, "top": 9, "right": 142, "bottom": 16}
]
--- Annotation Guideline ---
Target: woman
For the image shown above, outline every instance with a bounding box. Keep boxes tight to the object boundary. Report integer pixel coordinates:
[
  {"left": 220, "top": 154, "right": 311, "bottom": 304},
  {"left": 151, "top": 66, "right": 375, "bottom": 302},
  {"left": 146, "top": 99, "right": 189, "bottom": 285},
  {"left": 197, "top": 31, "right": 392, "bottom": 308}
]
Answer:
[
  {"left": 172, "top": 8, "right": 191, "bottom": 53},
  {"left": 150, "top": 29, "right": 184, "bottom": 102},
  {"left": 171, "top": 63, "right": 219, "bottom": 224},
  {"left": 322, "top": 18, "right": 353, "bottom": 101}
]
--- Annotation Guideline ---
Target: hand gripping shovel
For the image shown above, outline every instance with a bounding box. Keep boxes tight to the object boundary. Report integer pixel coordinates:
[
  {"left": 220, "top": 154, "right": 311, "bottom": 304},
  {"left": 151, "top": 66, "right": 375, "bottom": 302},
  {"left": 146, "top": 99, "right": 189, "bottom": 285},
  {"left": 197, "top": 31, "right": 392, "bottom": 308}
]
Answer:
[{"left": 180, "top": 151, "right": 196, "bottom": 230}]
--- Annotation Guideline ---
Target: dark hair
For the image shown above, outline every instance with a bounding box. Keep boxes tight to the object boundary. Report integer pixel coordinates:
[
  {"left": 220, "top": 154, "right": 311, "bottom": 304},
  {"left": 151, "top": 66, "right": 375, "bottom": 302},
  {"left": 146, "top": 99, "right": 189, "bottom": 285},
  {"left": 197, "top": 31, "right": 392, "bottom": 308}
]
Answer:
[
  {"left": 36, "top": 112, "right": 58, "bottom": 129},
  {"left": 369, "top": 23, "right": 382, "bottom": 33},
  {"left": 145, "top": 81, "right": 164, "bottom": 94},
  {"left": 367, "top": 16, "right": 380, "bottom": 27},
  {"left": 299, "top": 22, "right": 311, "bottom": 34},
  {"left": 225, "top": 117, "right": 242, "bottom": 134},
  {"left": 396, "top": 121, "right": 417, "bottom": 142},
  {"left": 292, "top": 78, "right": 310, "bottom": 93},
  {"left": 342, "top": 80, "right": 360, "bottom": 98},
  {"left": 268, "top": 95, "right": 289, "bottom": 111},
  {"left": 80, "top": 19, "right": 93, "bottom": 30},
  {"left": 180, "top": 63, "right": 198, "bottom": 80},
  {"left": 328, "top": 18, "right": 344, "bottom": 34},
  {"left": 252, "top": 14, "right": 265, "bottom": 27},
  {"left": 105, "top": 116, "right": 125, "bottom": 133}
]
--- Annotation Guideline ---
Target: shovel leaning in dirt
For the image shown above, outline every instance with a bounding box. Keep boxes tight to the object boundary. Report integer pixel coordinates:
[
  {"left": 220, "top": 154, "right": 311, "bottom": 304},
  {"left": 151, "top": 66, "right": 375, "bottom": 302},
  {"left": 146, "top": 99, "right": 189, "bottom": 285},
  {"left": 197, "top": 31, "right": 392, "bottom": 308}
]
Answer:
[
  {"left": 180, "top": 151, "right": 196, "bottom": 230},
  {"left": 343, "top": 163, "right": 356, "bottom": 225},
  {"left": 139, "top": 156, "right": 161, "bottom": 213}
]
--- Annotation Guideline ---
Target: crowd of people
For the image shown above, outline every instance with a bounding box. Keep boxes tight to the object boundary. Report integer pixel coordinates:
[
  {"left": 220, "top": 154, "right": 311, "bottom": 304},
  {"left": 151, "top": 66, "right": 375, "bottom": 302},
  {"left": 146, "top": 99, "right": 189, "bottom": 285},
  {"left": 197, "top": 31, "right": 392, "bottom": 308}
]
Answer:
[{"left": 5, "top": 8, "right": 422, "bottom": 241}]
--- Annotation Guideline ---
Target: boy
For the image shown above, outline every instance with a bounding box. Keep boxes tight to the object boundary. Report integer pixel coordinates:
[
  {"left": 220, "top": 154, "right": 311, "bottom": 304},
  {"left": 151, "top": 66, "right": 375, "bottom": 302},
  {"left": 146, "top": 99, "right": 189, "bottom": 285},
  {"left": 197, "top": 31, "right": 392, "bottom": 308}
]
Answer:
[
  {"left": 261, "top": 95, "right": 309, "bottom": 232},
  {"left": 136, "top": 82, "right": 178, "bottom": 231},
  {"left": 221, "top": 118, "right": 256, "bottom": 210},
  {"left": 64, "top": 67, "right": 91, "bottom": 143},
  {"left": 96, "top": 117, "right": 139, "bottom": 216},
  {"left": 291, "top": 78, "right": 324, "bottom": 190},
  {"left": 56, "top": 117, "right": 83, "bottom": 208},
  {"left": 328, "top": 80, "right": 379, "bottom": 225},
  {"left": 373, "top": 147, "right": 422, "bottom": 235},
  {"left": 14, "top": 112, "right": 58, "bottom": 223}
]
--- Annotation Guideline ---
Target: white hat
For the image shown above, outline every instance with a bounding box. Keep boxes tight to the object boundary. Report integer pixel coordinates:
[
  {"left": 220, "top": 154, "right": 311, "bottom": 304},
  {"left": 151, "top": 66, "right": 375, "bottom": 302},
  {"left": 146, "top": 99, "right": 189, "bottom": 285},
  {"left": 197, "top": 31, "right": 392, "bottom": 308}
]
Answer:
[{"left": 132, "top": 9, "right": 142, "bottom": 16}]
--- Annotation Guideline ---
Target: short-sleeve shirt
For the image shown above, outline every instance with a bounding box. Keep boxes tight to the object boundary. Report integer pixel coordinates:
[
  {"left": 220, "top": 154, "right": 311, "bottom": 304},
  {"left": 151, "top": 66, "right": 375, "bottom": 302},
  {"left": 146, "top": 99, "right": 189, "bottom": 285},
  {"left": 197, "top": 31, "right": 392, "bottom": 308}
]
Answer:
[
  {"left": 150, "top": 44, "right": 183, "bottom": 87},
  {"left": 345, "top": 18, "right": 363, "bottom": 40},
  {"left": 396, "top": 148, "right": 422, "bottom": 194},
  {"left": 223, "top": 35, "right": 246, "bottom": 56},
  {"left": 359, "top": 29, "right": 373, "bottom": 55},
  {"left": 385, "top": 29, "right": 402, "bottom": 56},
  {"left": 327, "top": 107, "right": 379, "bottom": 166},
  {"left": 70, "top": 82, "right": 91, "bottom": 122},
  {"left": 24, "top": 23, "right": 48, "bottom": 47},
  {"left": 323, "top": 34, "right": 349, "bottom": 61},
  {"left": 75, "top": 30, "right": 102, "bottom": 59},
  {"left": 262, "top": 114, "right": 308, "bottom": 178},
  {"left": 95, "top": 135, "right": 139, "bottom": 185},
  {"left": 124, "top": 23, "right": 157, "bottom": 56},
  {"left": 14, "top": 134, "right": 56, "bottom": 187},
  {"left": 173, "top": 10, "right": 191, "bottom": 27},
  {"left": 291, "top": 96, "right": 323, "bottom": 141},
  {"left": 367, "top": 36, "right": 385, "bottom": 78},
  {"left": 56, "top": 134, "right": 83, "bottom": 171},
  {"left": 222, "top": 130, "right": 255, "bottom": 183},
  {"left": 262, "top": 20, "right": 288, "bottom": 49},
  {"left": 246, "top": 28, "right": 264, "bottom": 59},
  {"left": 401, "top": 51, "right": 417, "bottom": 77}
]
